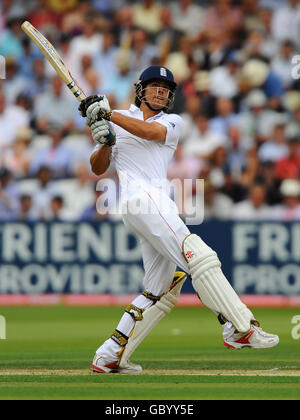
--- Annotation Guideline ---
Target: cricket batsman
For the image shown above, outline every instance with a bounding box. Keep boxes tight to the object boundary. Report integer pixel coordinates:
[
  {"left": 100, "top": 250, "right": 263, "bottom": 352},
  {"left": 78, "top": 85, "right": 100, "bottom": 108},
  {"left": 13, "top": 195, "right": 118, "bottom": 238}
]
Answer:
[{"left": 79, "top": 65, "right": 279, "bottom": 374}]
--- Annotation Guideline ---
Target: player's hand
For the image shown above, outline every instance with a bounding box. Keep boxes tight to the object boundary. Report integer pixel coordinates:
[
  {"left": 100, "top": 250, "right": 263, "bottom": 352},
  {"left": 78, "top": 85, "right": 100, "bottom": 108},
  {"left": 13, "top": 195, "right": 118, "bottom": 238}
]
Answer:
[
  {"left": 90, "top": 119, "right": 116, "bottom": 146},
  {"left": 86, "top": 95, "right": 112, "bottom": 123},
  {"left": 90, "top": 119, "right": 109, "bottom": 144},
  {"left": 78, "top": 95, "right": 100, "bottom": 118}
]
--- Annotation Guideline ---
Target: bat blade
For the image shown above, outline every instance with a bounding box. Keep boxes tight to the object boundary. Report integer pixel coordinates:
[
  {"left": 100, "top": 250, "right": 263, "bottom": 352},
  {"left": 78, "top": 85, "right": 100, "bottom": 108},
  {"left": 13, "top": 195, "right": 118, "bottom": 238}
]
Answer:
[{"left": 21, "top": 21, "right": 86, "bottom": 102}]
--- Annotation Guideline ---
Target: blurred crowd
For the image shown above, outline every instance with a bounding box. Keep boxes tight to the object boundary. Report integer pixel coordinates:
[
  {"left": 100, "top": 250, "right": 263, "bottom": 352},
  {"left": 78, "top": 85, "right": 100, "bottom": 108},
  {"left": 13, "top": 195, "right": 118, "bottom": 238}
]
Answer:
[{"left": 0, "top": 0, "right": 300, "bottom": 223}]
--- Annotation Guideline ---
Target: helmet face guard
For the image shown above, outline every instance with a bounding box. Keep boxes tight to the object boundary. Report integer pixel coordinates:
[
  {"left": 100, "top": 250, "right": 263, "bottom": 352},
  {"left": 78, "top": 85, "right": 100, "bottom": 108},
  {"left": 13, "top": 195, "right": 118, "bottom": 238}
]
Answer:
[
  {"left": 135, "top": 80, "right": 176, "bottom": 112},
  {"left": 134, "top": 66, "right": 177, "bottom": 112}
]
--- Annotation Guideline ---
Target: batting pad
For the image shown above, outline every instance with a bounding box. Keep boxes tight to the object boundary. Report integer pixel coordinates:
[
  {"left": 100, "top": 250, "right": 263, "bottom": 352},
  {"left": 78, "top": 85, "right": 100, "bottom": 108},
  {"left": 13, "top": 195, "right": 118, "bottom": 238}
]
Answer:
[
  {"left": 182, "top": 234, "right": 253, "bottom": 333},
  {"left": 119, "top": 272, "right": 187, "bottom": 368}
]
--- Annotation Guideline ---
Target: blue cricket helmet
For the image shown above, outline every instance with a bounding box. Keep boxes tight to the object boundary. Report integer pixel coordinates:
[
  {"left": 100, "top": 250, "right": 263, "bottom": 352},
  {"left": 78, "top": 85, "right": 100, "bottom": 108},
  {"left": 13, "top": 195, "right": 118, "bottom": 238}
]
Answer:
[{"left": 138, "top": 65, "right": 177, "bottom": 90}]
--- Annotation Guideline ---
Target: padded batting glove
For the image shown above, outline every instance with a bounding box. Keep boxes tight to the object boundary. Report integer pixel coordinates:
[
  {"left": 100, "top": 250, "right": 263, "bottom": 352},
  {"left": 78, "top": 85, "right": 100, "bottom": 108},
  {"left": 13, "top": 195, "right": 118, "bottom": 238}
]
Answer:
[
  {"left": 90, "top": 119, "right": 116, "bottom": 147},
  {"left": 78, "top": 95, "right": 100, "bottom": 118}
]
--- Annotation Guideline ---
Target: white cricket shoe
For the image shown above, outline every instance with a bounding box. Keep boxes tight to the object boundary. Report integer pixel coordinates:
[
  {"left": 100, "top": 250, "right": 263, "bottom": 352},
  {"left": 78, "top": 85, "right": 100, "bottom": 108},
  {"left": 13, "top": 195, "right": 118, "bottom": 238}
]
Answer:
[
  {"left": 91, "top": 354, "right": 142, "bottom": 374},
  {"left": 223, "top": 321, "right": 279, "bottom": 349}
]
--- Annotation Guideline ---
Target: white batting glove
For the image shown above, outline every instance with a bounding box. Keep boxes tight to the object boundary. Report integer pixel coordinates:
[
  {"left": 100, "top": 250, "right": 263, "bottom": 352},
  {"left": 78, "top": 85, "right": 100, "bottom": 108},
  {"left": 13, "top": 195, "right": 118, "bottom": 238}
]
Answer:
[
  {"left": 90, "top": 119, "right": 110, "bottom": 144},
  {"left": 86, "top": 95, "right": 112, "bottom": 125}
]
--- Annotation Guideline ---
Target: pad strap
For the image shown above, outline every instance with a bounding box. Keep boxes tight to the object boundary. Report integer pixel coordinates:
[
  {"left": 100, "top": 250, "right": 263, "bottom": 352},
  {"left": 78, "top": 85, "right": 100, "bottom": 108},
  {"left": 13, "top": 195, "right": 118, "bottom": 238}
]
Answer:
[
  {"left": 142, "top": 291, "right": 161, "bottom": 302},
  {"left": 125, "top": 304, "right": 145, "bottom": 321},
  {"left": 111, "top": 329, "right": 128, "bottom": 347}
]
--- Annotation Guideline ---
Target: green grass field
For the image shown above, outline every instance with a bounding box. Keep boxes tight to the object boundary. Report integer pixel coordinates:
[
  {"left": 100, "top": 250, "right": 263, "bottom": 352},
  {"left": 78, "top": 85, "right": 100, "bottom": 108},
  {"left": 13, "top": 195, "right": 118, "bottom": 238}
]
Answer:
[{"left": 0, "top": 305, "right": 299, "bottom": 400}]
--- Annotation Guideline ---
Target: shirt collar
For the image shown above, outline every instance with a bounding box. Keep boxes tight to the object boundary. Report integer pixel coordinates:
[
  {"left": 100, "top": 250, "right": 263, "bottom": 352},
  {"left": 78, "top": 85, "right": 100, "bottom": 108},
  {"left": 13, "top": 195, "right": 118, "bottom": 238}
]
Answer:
[{"left": 129, "top": 104, "right": 165, "bottom": 120}]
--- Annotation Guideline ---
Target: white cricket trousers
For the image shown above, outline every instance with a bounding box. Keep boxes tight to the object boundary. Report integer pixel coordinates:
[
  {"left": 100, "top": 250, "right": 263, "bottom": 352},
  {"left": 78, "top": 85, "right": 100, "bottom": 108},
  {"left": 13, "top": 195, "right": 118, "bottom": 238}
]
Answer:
[{"left": 122, "top": 187, "right": 190, "bottom": 296}]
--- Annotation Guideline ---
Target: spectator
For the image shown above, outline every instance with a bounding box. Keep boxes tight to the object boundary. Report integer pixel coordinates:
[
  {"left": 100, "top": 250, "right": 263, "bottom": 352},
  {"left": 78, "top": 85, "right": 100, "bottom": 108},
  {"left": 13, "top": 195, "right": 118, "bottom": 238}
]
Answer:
[
  {"left": 272, "top": 178, "right": 300, "bottom": 220},
  {"left": 183, "top": 114, "right": 227, "bottom": 159},
  {"left": 257, "top": 7, "right": 279, "bottom": 60},
  {"left": 132, "top": 0, "right": 165, "bottom": 36},
  {"left": 202, "top": 179, "right": 234, "bottom": 221},
  {"left": 210, "top": 97, "right": 239, "bottom": 136},
  {"left": 94, "top": 31, "right": 119, "bottom": 87},
  {"left": 271, "top": 0, "right": 300, "bottom": 47},
  {"left": 75, "top": 54, "right": 100, "bottom": 97},
  {"left": 226, "top": 125, "right": 252, "bottom": 180},
  {"left": 209, "top": 53, "right": 241, "bottom": 99},
  {"left": 63, "top": 162, "right": 95, "bottom": 220},
  {"left": 68, "top": 12, "right": 104, "bottom": 77},
  {"left": 239, "top": 88, "right": 278, "bottom": 145},
  {"left": 0, "top": 12, "right": 24, "bottom": 60},
  {"left": 101, "top": 54, "right": 136, "bottom": 106},
  {"left": 32, "top": 166, "right": 59, "bottom": 219},
  {"left": 1, "top": 127, "right": 32, "bottom": 178},
  {"left": 17, "top": 194, "right": 39, "bottom": 221},
  {"left": 167, "top": 142, "right": 204, "bottom": 182},
  {"left": 45, "top": 195, "right": 74, "bottom": 221},
  {"left": 0, "top": 168, "right": 19, "bottom": 220},
  {"left": 201, "top": 28, "right": 229, "bottom": 70},
  {"left": 2, "top": 57, "right": 30, "bottom": 105},
  {"left": 258, "top": 120, "right": 289, "bottom": 163},
  {"left": 154, "top": 7, "right": 183, "bottom": 54},
  {"left": 232, "top": 182, "right": 272, "bottom": 220},
  {"left": 275, "top": 133, "right": 300, "bottom": 180},
  {"left": 256, "top": 161, "right": 282, "bottom": 205},
  {"left": 29, "top": 124, "right": 72, "bottom": 178},
  {"left": 27, "top": 57, "right": 49, "bottom": 98},
  {"left": 170, "top": 0, "right": 206, "bottom": 36},
  {"left": 129, "top": 28, "right": 160, "bottom": 74},
  {"left": 0, "top": 90, "right": 30, "bottom": 151},
  {"left": 28, "top": 0, "right": 60, "bottom": 33},
  {"left": 81, "top": 188, "right": 111, "bottom": 221},
  {"left": 34, "top": 75, "right": 75, "bottom": 134},
  {"left": 61, "top": 0, "right": 92, "bottom": 34},
  {"left": 204, "top": 0, "right": 244, "bottom": 34},
  {"left": 18, "top": 37, "right": 43, "bottom": 80},
  {"left": 271, "top": 40, "right": 295, "bottom": 88},
  {"left": 179, "top": 94, "right": 202, "bottom": 144}
]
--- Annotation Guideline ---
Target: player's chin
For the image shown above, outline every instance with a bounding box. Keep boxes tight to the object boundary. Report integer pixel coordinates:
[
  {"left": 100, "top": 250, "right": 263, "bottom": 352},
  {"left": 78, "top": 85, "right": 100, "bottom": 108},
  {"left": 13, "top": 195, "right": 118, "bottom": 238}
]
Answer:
[{"left": 150, "top": 100, "right": 167, "bottom": 110}]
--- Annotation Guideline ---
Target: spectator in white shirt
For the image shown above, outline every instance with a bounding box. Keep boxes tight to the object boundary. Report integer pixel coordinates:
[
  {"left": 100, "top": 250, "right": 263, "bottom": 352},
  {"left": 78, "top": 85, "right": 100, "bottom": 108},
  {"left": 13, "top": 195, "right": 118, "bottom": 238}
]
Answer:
[
  {"left": 68, "top": 12, "right": 104, "bottom": 77},
  {"left": 233, "top": 182, "right": 272, "bottom": 220},
  {"left": 183, "top": 114, "right": 227, "bottom": 159},
  {"left": 34, "top": 75, "right": 75, "bottom": 134},
  {"left": 271, "top": 0, "right": 300, "bottom": 47},
  {"left": 170, "top": 0, "right": 205, "bottom": 36},
  {"left": 272, "top": 178, "right": 300, "bottom": 220},
  {"left": 0, "top": 90, "right": 30, "bottom": 151}
]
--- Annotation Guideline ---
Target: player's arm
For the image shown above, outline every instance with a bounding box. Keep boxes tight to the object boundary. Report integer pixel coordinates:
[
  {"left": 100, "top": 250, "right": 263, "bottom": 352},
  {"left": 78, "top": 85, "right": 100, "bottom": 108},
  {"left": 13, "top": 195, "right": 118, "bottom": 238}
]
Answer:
[
  {"left": 90, "top": 145, "right": 111, "bottom": 176},
  {"left": 111, "top": 112, "right": 167, "bottom": 141},
  {"left": 111, "top": 111, "right": 167, "bottom": 141}
]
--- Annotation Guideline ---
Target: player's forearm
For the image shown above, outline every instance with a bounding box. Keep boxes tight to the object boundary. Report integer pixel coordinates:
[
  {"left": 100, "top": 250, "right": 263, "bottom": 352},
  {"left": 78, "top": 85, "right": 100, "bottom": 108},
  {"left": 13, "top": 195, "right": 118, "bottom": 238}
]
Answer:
[
  {"left": 90, "top": 145, "right": 111, "bottom": 176},
  {"left": 111, "top": 111, "right": 166, "bottom": 141}
]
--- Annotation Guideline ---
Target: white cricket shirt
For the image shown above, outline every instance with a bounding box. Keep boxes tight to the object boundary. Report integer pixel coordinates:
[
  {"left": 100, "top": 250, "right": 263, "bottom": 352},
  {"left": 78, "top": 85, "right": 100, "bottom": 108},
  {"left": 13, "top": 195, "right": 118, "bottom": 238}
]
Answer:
[{"left": 93, "top": 104, "right": 184, "bottom": 196}]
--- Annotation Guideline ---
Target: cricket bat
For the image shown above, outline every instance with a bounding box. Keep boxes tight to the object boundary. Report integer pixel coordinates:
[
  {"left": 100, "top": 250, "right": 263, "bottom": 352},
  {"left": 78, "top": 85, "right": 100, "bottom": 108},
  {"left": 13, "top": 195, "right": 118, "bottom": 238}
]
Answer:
[{"left": 21, "top": 21, "right": 87, "bottom": 102}]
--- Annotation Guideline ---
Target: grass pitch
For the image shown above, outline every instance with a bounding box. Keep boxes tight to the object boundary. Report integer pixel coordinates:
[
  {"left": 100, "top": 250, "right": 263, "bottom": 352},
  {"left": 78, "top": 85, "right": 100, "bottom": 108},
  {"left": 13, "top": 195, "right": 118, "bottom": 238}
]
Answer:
[{"left": 0, "top": 305, "right": 299, "bottom": 400}]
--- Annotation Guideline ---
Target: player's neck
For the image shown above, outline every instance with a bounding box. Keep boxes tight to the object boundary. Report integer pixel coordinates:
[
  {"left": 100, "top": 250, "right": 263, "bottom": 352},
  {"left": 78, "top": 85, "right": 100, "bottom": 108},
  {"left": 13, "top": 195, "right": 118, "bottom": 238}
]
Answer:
[{"left": 140, "top": 102, "right": 162, "bottom": 121}]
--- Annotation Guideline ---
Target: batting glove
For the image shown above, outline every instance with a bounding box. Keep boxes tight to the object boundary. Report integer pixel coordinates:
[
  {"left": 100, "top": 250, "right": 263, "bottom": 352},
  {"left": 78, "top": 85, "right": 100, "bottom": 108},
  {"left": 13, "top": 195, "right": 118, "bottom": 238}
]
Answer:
[
  {"left": 90, "top": 119, "right": 116, "bottom": 146},
  {"left": 86, "top": 95, "right": 113, "bottom": 124},
  {"left": 78, "top": 95, "right": 100, "bottom": 118}
]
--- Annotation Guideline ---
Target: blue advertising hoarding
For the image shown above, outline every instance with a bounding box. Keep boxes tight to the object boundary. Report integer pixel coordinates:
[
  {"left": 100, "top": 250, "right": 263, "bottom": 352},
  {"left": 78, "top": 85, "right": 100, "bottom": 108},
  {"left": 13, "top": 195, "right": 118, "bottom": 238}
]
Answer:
[{"left": 0, "top": 221, "right": 299, "bottom": 296}]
